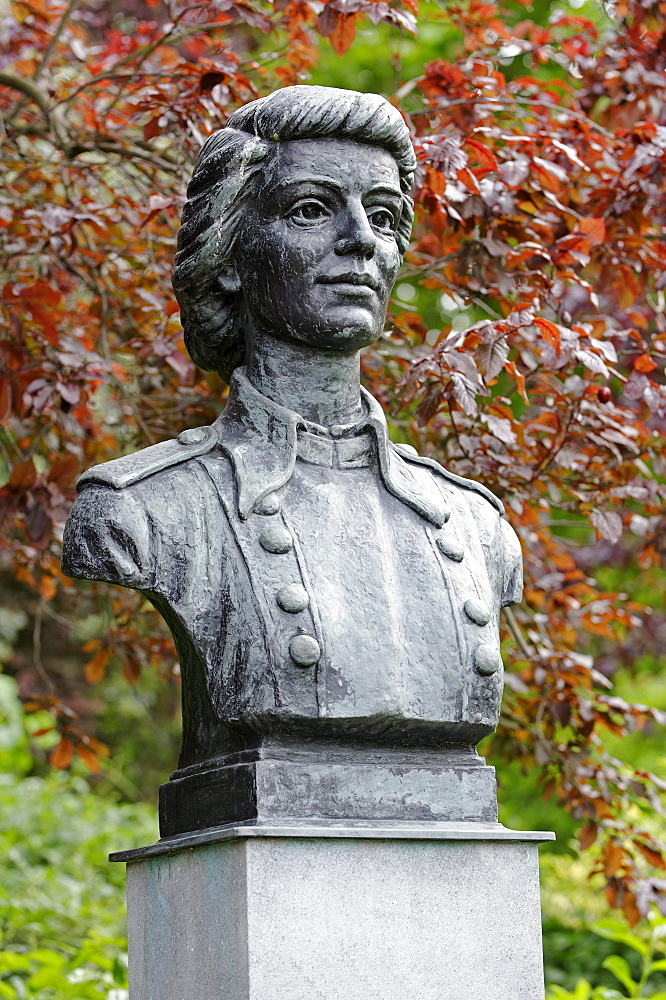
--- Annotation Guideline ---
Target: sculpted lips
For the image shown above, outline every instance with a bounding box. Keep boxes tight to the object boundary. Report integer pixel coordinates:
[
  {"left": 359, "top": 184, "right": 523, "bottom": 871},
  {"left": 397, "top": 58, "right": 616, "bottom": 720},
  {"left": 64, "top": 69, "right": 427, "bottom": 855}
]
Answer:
[{"left": 316, "top": 272, "right": 380, "bottom": 293}]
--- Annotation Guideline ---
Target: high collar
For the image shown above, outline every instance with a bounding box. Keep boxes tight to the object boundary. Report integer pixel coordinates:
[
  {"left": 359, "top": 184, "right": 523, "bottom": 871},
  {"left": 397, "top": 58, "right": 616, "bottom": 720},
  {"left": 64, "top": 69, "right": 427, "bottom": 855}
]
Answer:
[{"left": 213, "top": 367, "right": 450, "bottom": 528}]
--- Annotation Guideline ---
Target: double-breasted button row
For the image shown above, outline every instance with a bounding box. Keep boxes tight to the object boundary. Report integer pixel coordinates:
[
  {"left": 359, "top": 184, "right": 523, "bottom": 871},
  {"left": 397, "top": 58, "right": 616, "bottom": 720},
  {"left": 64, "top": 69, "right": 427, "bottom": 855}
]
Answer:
[
  {"left": 468, "top": 595, "right": 499, "bottom": 673},
  {"left": 277, "top": 583, "right": 309, "bottom": 613},
  {"left": 254, "top": 493, "right": 281, "bottom": 516},
  {"left": 435, "top": 526, "right": 500, "bottom": 674},
  {"left": 289, "top": 634, "right": 320, "bottom": 667},
  {"left": 474, "top": 644, "right": 501, "bottom": 676},
  {"left": 254, "top": 494, "right": 319, "bottom": 668},
  {"left": 464, "top": 598, "right": 491, "bottom": 626},
  {"left": 177, "top": 426, "right": 210, "bottom": 446},
  {"left": 260, "top": 524, "right": 293, "bottom": 553},
  {"left": 436, "top": 535, "right": 464, "bottom": 562}
]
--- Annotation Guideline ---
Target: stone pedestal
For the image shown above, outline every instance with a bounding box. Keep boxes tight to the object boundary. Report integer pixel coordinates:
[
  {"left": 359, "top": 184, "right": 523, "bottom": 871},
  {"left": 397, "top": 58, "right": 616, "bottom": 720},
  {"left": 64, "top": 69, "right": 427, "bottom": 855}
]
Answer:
[{"left": 113, "top": 821, "right": 554, "bottom": 1000}]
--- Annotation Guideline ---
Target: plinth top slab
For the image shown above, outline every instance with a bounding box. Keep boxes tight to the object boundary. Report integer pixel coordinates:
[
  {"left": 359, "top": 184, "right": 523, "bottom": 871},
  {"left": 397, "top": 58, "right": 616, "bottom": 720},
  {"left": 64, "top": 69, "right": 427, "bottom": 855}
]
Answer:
[{"left": 110, "top": 820, "right": 555, "bottom": 864}]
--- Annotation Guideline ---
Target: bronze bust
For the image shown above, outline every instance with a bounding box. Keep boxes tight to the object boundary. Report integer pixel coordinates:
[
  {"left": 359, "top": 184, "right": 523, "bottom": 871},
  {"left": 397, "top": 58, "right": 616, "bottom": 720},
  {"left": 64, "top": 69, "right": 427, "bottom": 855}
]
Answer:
[{"left": 62, "top": 87, "right": 522, "bottom": 839}]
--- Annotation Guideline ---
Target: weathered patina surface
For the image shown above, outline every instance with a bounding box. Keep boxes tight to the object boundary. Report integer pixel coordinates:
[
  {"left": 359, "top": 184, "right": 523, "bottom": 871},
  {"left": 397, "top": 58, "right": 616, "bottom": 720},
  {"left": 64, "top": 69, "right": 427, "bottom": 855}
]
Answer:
[{"left": 62, "top": 86, "right": 523, "bottom": 836}]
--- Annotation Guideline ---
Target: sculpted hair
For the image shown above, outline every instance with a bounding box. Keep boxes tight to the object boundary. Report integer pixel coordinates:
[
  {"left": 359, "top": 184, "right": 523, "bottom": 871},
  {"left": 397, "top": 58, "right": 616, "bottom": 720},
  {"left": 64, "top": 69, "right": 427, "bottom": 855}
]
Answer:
[{"left": 172, "top": 86, "right": 416, "bottom": 382}]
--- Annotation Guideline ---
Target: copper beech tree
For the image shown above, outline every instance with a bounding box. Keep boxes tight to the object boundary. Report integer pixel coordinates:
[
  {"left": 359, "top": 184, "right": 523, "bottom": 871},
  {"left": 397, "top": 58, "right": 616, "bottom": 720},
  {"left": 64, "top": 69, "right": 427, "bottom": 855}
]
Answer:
[{"left": 1, "top": 0, "right": 666, "bottom": 921}]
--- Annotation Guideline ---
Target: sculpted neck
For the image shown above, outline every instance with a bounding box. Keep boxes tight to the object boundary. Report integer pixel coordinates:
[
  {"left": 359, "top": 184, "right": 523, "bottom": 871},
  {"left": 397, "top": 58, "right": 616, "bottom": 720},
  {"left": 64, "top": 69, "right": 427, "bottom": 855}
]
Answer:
[{"left": 245, "top": 329, "right": 363, "bottom": 427}]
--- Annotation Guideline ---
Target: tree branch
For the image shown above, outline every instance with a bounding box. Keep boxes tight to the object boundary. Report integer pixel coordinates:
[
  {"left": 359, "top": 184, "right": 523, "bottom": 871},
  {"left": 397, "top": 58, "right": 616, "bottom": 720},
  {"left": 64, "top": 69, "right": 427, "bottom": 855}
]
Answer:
[
  {"left": 57, "top": 13, "right": 229, "bottom": 107},
  {"left": 33, "top": 0, "right": 79, "bottom": 82},
  {"left": 0, "top": 71, "right": 51, "bottom": 114},
  {"left": 0, "top": 71, "right": 70, "bottom": 147}
]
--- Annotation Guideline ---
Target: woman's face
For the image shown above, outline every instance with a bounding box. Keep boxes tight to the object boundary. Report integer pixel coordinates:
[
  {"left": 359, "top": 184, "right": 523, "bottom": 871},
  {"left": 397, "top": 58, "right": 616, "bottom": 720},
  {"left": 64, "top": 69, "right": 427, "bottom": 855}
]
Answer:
[{"left": 231, "top": 138, "right": 404, "bottom": 354}]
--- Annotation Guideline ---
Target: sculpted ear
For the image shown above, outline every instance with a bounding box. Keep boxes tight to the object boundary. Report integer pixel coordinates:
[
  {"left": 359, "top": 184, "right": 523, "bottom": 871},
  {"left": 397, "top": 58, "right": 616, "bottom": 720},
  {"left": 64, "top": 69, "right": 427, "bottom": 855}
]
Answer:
[{"left": 216, "top": 265, "right": 241, "bottom": 294}]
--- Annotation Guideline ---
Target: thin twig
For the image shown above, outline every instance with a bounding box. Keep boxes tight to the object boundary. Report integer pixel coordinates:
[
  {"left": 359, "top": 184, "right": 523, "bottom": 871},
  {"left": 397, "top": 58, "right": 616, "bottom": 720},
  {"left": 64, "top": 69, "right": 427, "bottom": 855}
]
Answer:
[
  {"left": 40, "top": 602, "right": 77, "bottom": 630},
  {"left": 98, "top": 761, "right": 144, "bottom": 802},
  {"left": 504, "top": 606, "right": 534, "bottom": 661},
  {"left": 33, "top": 600, "right": 56, "bottom": 693},
  {"left": 0, "top": 426, "right": 25, "bottom": 461},
  {"left": 74, "top": 142, "right": 180, "bottom": 174},
  {"left": 530, "top": 399, "right": 581, "bottom": 480},
  {"left": 446, "top": 396, "right": 471, "bottom": 460},
  {"left": 410, "top": 96, "right": 615, "bottom": 140},
  {"left": 56, "top": 13, "right": 225, "bottom": 108},
  {"left": 33, "top": 0, "right": 79, "bottom": 82}
]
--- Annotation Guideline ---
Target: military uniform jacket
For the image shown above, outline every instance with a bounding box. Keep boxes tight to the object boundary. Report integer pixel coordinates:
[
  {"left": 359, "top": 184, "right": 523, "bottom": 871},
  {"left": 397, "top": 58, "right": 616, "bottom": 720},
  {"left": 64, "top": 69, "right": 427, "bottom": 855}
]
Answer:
[{"left": 62, "top": 368, "right": 523, "bottom": 768}]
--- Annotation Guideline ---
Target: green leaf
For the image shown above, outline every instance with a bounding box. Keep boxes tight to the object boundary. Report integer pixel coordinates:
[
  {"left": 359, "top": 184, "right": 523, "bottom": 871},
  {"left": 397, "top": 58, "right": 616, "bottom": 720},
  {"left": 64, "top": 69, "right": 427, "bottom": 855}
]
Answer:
[
  {"left": 601, "top": 955, "right": 637, "bottom": 995},
  {"left": 649, "top": 959, "right": 666, "bottom": 973},
  {"left": 593, "top": 920, "right": 649, "bottom": 957},
  {"left": 652, "top": 921, "right": 666, "bottom": 941},
  {"left": 0, "top": 952, "right": 32, "bottom": 973},
  {"left": 547, "top": 982, "right": 594, "bottom": 1000},
  {"left": 112, "top": 954, "right": 128, "bottom": 985},
  {"left": 28, "top": 957, "right": 67, "bottom": 990}
]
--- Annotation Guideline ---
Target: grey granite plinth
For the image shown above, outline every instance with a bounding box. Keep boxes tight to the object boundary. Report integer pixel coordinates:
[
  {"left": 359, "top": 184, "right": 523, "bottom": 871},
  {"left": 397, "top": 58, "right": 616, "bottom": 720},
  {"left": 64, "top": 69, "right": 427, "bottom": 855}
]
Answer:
[{"left": 123, "top": 823, "right": 553, "bottom": 1000}]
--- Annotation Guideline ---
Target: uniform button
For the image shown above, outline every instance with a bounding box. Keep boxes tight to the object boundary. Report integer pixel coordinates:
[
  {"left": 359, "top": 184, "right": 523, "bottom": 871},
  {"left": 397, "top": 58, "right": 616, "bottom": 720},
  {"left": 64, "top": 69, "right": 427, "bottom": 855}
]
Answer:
[
  {"left": 437, "top": 536, "right": 464, "bottom": 562},
  {"left": 254, "top": 493, "right": 280, "bottom": 515},
  {"left": 474, "top": 644, "right": 502, "bottom": 676},
  {"left": 259, "top": 525, "right": 293, "bottom": 554},
  {"left": 464, "top": 598, "right": 491, "bottom": 626},
  {"left": 289, "top": 634, "right": 320, "bottom": 667},
  {"left": 277, "top": 584, "right": 309, "bottom": 613},
  {"left": 178, "top": 426, "right": 209, "bottom": 445}
]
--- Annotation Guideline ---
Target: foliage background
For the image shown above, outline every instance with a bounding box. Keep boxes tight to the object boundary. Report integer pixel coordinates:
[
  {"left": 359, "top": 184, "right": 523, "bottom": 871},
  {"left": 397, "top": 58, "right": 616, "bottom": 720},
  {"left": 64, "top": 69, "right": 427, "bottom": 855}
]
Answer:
[{"left": 1, "top": 0, "right": 666, "bottom": 994}]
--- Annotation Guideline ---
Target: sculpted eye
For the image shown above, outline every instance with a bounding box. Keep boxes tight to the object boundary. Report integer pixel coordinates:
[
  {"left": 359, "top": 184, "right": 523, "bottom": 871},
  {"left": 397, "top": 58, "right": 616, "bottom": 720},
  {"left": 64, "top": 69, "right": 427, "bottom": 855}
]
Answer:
[
  {"left": 368, "top": 207, "right": 397, "bottom": 233},
  {"left": 288, "top": 200, "right": 331, "bottom": 225}
]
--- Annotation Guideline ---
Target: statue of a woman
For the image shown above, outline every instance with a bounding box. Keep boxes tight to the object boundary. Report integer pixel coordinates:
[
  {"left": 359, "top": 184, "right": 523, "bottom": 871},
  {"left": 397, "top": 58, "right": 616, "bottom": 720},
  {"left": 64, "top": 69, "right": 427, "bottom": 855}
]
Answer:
[{"left": 62, "top": 87, "right": 522, "bottom": 838}]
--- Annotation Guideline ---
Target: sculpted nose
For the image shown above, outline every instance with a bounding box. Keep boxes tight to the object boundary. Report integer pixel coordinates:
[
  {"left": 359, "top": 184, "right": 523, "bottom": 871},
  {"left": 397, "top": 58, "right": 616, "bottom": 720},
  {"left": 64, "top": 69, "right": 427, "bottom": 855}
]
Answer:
[{"left": 334, "top": 205, "right": 376, "bottom": 260}]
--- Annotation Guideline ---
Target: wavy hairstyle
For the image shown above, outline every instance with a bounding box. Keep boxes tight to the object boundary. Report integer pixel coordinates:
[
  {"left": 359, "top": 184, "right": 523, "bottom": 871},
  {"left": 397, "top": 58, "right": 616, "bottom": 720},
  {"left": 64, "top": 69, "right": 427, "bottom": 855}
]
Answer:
[{"left": 172, "top": 86, "right": 416, "bottom": 382}]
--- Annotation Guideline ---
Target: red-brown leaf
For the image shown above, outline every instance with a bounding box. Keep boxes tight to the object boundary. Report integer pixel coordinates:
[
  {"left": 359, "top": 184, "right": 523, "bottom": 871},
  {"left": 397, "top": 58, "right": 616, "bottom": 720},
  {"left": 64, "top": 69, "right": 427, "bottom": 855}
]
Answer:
[
  {"left": 579, "top": 823, "right": 598, "bottom": 849},
  {"left": 143, "top": 117, "right": 162, "bottom": 141},
  {"left": 636, "top": 842, "right": 666, "bottom": 870},
  {"left": 603, "top": 841, "right": 625, "bottom": 877},
  {"left": 122, "top": 655, "right": 141, "bottom": 684},
  {"left": 534, "top": 317, "right": 561, "bottom": 355},
  {"left": 9, "top": 460, "right": 37, "bottom": 491},
  {"left": 50, "top": 737, "right": 74, "bottom": 769},
  {"left": 622, "top": 891, "right": 641, "bottom": 927},
  {"left": 466, "top": 139, "right": 499, "bottom": 174},
  {"left": 77, "top": 743, "right": 101, "bottom": 772},
  {"left": 578, "top": 217, "right": 606, "bottom": 245},
  {"left": 85, "top": 648, "right": 110, "bottom": 685},
  {"left": 200, "top": 71, "right": 227, "bottom": 94},
  {"left": 329, "top": 13, "right": 357, "bottom": 55},
  {"left": 634, "top": 353, "right": 658, "bottom": 373},
  {"left": 48, "top": 454, "right": 79, "bottom": 488}
]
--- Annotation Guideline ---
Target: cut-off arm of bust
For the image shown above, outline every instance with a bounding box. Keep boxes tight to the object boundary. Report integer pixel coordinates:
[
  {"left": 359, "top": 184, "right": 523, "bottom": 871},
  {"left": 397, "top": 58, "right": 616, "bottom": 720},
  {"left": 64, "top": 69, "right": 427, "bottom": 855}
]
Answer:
[{"left": 62, "top": 485, "right": 155, "bottom": 591}]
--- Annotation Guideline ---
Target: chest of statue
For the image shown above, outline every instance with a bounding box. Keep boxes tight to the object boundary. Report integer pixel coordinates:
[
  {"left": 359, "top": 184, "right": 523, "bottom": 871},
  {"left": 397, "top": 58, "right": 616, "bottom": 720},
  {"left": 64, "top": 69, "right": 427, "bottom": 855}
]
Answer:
[
  {"left": 159, "top": 449, "right": 507, "bottom": 751},
  {"left": 62, "top": 408, "right": 519, "bottom": 777}
]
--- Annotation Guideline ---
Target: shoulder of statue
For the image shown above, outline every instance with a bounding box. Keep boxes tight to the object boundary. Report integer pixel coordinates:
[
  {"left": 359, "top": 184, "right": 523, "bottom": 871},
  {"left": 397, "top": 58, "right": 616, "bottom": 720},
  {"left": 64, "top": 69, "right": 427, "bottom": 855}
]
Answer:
[
  {"left": 391, "top": 443, "right": 505, "bottom": 516},
  {"left": 76, "top": 425, "right": 220, "bottom": 493}
]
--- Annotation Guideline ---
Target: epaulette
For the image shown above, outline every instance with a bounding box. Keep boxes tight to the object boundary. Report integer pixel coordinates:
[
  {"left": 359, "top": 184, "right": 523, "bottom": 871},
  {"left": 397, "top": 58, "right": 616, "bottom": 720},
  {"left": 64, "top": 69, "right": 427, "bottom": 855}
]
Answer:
[
  {"left": 76, "top": 425, "right": 219, "bottom": 493},
  {"left": 391, "top": 442, "right": 505, "bottom": 516}
]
